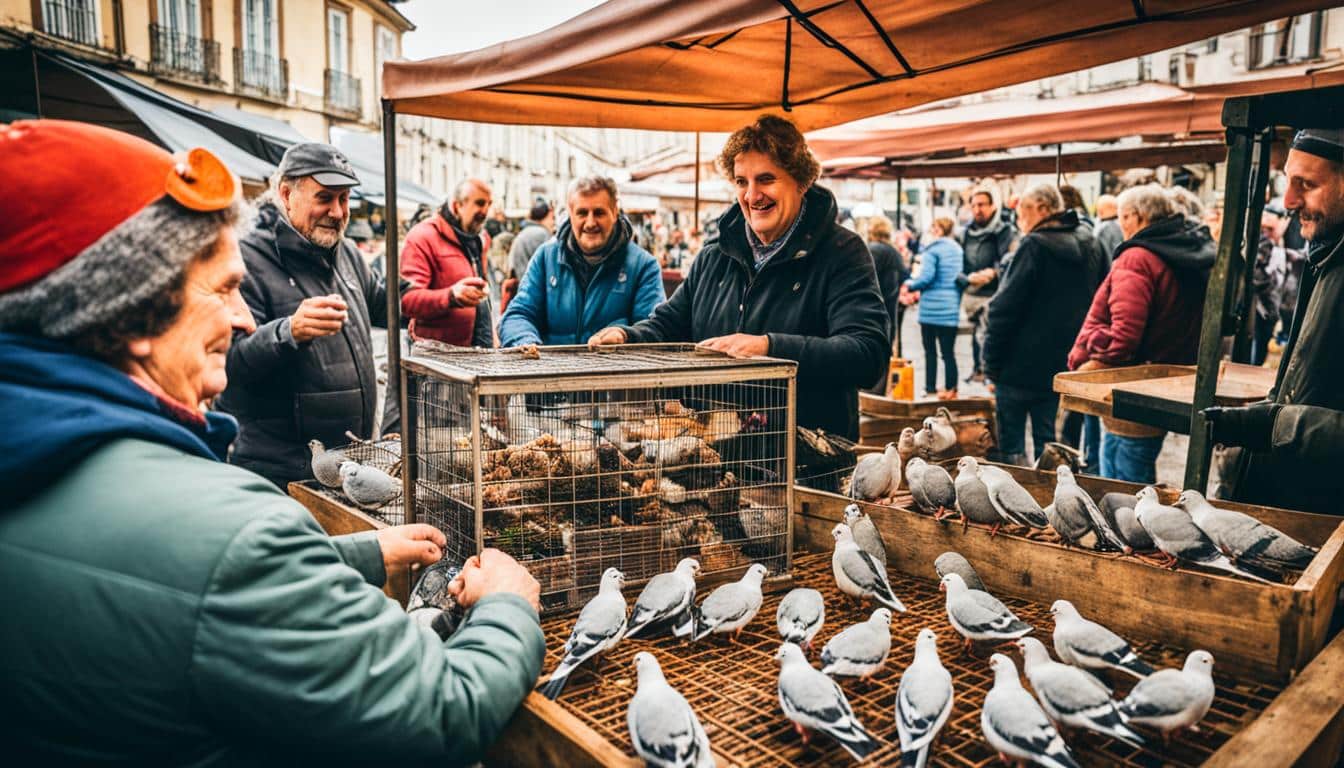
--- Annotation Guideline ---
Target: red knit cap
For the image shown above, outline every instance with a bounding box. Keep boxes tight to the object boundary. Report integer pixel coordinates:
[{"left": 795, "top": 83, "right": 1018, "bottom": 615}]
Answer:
[{"left": 0, "top": 120, "right": 238, "bottom": 293}]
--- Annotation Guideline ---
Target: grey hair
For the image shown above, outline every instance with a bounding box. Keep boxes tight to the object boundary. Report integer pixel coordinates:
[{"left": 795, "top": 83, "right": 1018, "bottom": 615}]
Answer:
[
  {"left": 1165, "top": 185, "right": 1204, "bottom": 218},
  {"left": 1020, "top": 183, "right": 1063, "bottom": 214},
  {"left": 0, "top": 197, "right": 252, "bottom": 359},
  {"left": 567, "top": 175, "right": 619, "bottom": 206},
  {"left": 454, "top": 178, "right": 491, "bottom": 203},
  {"left": 1118, "top": 183, "right": 1177, "bottom": 224}
]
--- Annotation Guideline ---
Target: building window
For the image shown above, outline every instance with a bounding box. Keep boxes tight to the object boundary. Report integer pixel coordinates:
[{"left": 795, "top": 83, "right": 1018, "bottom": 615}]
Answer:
[
  {"left": 41, "top": 0, "right": 99, "bottom": 46},
  {"left": 1249, "top": 13, "right": 1324, "bottom": 70},
  {"left": 151, "top": 0, "right": 219, "bottom": 81},
  {"left": 236, "top": 0, "right": 286, "bottom": 98},
  {"left": 324, "top": 5, "right": 360, "bottom": 115},
  {"left": 374, "top": 24, "right": 398, "bottom": 99},
  {"left": 327, "top": 7, "right": 350, "bottom": 74}
]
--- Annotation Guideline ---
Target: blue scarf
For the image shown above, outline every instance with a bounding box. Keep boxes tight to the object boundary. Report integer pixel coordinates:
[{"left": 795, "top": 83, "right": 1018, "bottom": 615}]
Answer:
[{"left": 745, "top": 199, "right": 808, "bottom": 272}]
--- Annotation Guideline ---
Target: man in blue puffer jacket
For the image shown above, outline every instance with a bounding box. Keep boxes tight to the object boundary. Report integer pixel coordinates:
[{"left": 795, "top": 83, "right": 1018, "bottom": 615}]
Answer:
[{"left": 500, "top": 176, "right": 664, "bottom": 347}]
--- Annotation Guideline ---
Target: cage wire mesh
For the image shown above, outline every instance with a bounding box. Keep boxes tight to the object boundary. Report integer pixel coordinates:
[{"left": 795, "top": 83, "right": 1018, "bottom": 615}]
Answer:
[{"left": 404, "top": 345, "right": 797, "bottom": 613}]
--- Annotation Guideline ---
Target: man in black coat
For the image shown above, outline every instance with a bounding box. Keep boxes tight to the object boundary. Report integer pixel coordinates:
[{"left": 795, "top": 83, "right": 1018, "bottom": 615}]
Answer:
[
  {"left": 218, "top": 143, "right": 393, "bottom": 488},
  {"left": 958, "top": 189, "right": 1016, "bottom": 383},
  {"left": 588, "top": 116, "right": 888, "bottom": 440},
  {"left": 983, "top": 183, "right": 1105, "bottom": 465},
  {"left": 1206, "top": 129, "right": 1344, "bottom": 514}
]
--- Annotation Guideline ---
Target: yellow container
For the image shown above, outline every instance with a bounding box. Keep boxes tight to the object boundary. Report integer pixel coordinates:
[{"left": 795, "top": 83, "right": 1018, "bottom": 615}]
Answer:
[{"left": 886, "top": 357, "right": 915, "bottom": 400}]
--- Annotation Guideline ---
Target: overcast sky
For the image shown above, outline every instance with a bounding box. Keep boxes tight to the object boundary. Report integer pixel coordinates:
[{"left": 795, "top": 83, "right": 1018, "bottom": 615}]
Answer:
[{"left": 399, "top": 0, "right": 605, "bottom": 60}]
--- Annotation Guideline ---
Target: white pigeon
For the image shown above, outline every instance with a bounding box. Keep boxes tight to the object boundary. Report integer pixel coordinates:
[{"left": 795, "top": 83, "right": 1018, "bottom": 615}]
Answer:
[
  {"left": 1050, "top": 599, "right": 1154, "bottom": 679},
  {"left": 820, "top": 608, "right": 893, "bottom": 678},
  {"left": 775, "top": 643, "right": 878, "bottom": 763},
  {"left": 954, "top": 456, "right": 1002, "bottom": 530},
  {"left": 309, "top": 439, "right": 346, "bottom": 488},
  {"left": 896, "top": 427, "right": 919, "bottom": 469},
  {"left": 906, "top": 457, "right": 958, "bottom": 518},
  {"left": 844, "top": 503, "right": 888, "bottom": 568},
  {"left": 776, "top": 588, "right": 825, "bottom": 654},
  {"left": 692, "top": 563, "right": 767, "bottom": 642},
  {"left": 1117, "top": 650, "right": 1216, "bottom": 739},
  {"left": 977, "top": 464, "right": 1049, "bottom": 531},
  {"left": 1134, "top": 487, "right": 1273, "bottom": 583},
  {"left": 339, "top": 461, "right": 401, "bottom": 509},
  {"left": 934, "top": 551, "right": 987, "bottom": 592},
  {"left": 627, "top": 652, "right": 715, "bottom": 768},
  {"left": 831, "top": 523, "right": 907, "bottom": 613},
  {"left": 922, "top": 410, "right": 959, "bottom": 454},
  {"left": 1101, "top": 493, "right": 1155, "bottom": 551},
  {"left": 1051, "top": 465, "right": 1129, "bottom": 552},
  {"left": 1177, "top": 489, "right": 1317, "bottom": 572},
  {"left": 939, "top": 573, "right": 1031, "bottom": 653},
  {"left": 1017, "top": 637, "right": 1145, "bottom": 747},
  {"left": 541, "top": 568, "right": 628, "bottom": 699},
  {"left": 981, "top": 653, "right": 1080, "bottom": 768},
  {"left": 850, "top": 442, "right": 900, "bottom": 501},
  {"left": 625, "top": 558, "right": 701, "bottom": 640},
  {"left": 895, "top": 628, "right": 954, "bottom": 768}
]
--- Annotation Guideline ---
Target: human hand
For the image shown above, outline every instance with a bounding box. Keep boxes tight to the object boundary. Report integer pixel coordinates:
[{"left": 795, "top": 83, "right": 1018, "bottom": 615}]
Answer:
[
  {"left": 447, "top": 548, "right": 541, "bottom": 612},
  {"left": 290, "top": 294, "right": 348, "bottom": 343},
  {"left": 450, "top": 277, "right": 488, "bottom": 307},
  {"left": 376, "top": 524, "right": 447, "bottom": 572},
  {"left": 587, "top": 327, "right": 627, "bottom": 348},
  {"left": 966, "top": 271, "right": 990, "bottom": 288},
  {"left": 698, "top": 333, "right": 769, "bottom": 358},
  {"left": 1203, "top": 403, "right": 1279, "bottom": 451}
]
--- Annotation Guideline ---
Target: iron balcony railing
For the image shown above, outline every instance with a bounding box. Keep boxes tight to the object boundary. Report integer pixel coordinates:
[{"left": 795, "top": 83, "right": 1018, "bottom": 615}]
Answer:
[
  {"left": 149, "top": 24, "right": 219, "bottom": 82},
  {"left": 233, "top": 47, "right": 288, "bottom": 100},
  {"left": 324, "top": 68, "right": 362, "bottom": 117},
  {"left": 41, "top": 0, "right": 99, "bottom": 47}
]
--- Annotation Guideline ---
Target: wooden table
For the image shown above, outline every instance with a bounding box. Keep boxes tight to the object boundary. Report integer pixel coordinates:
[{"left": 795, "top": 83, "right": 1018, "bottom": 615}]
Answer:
[{"left": 1054, "top": 362, "right": 1274, "bottom": 433}]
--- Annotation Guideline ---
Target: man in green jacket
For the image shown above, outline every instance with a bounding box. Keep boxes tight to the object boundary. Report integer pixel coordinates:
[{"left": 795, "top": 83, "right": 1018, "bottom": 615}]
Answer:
[{"left": 0, "top": 120, "right": 545, "bottom": 764}]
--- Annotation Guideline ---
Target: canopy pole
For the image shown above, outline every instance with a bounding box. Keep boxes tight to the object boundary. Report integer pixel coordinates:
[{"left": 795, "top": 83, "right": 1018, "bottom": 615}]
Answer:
[
  {"left": 895, "top": 176, "right": 903, "bottom": 231},
  {"left": 694, "top": 131, "right": 701, "bottom": 235},
  {"left": 1231, "top": 130, "right": 1274, "bottom": 363},
  {"left": 1055, "top": 143, "right": 1062, "bottom": 187}
]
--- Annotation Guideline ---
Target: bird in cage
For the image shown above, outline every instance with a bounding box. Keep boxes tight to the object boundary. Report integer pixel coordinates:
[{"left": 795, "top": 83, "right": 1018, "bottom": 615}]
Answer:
[
  {"left": 540, "top": 568, "right": 628, "bottom": 700},
  {"left": 624, "top": 558, "right": 701, "bottom": 640},
  {"left": 308, "top": 439, "right": 347, "bottom": 489},
  {"left": 338, "top": 461, "right": 400, "bottom": 510}
]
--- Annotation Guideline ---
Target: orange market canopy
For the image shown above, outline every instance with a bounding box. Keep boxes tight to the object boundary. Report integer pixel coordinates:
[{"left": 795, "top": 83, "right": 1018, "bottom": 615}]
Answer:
[
  {"left": 382, "top": 0, "right": 1336, "bottom": 132},
  {"left": 823, "top": 140, "right": 1233, "bottom": 180}
]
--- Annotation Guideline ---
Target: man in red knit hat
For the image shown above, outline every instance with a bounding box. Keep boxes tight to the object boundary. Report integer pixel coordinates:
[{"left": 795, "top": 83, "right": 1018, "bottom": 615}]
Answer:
[{"left": 0, "top": 121, "right": 543, "bottom": 764}]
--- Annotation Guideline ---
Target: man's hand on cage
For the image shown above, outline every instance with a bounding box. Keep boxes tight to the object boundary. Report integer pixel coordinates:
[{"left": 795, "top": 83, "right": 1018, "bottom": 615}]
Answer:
[
  {"left": 290, "top": 294, "right": 348, "bottom": 343},
  {"left": 587, "top": 327, "right": 627, "bottom": 347},
  {"left": 448, "top": 548, "right": 542, "bottom": 613},
  {"left": 699, "top": 333, "right": 769, "bottom": 358},
  {"left": 376, "top": 524, "right": 447, "bottom": 573}
]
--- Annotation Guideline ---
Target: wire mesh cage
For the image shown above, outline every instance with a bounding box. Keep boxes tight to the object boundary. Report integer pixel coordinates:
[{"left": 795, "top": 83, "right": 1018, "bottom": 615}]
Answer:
[
  {"left": 402, "top": 344, "right": 798, "bottom": 614},
  {"left": 305, "top": 433, "right": 406, "bottom": 525}
]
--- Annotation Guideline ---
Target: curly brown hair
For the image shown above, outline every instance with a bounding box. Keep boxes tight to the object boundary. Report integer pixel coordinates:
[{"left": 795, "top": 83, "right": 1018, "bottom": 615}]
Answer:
[{"left": 717, "top": 115, "right": 821, "bottom": 188}]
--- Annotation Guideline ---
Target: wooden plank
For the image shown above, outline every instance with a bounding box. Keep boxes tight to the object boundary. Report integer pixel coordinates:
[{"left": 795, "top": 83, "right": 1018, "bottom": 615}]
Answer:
[
  {"left": 858, "top": 393, "right": 995, "bottom": 419},
  {"left": 488, "top": 693, "right": 641, "bottom": 768},
  {"left": 1203, "top": 630, "right": 1344, "bottom": 768},
  {"left": 1294, "top": 523, "right": 1344, "bottom": 670},
  {"left": 795, "top": 485, "right": 1338, "bottom": 684},
  {"left": 289, "top": 482, "right": 410, "bottom": 606}
]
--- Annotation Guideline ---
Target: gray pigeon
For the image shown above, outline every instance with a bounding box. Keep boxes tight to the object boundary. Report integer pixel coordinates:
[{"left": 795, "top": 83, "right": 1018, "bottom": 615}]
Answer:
[
  {"left": 1177, "top": 489, "right": 1317, "bottom": 572},
  {"left": 981, "top": 653, "right": 1080, "bottom": 768},
  {"left": 692, "top": 563, "right": 766, "bottom": 642},
  {"left": 922, "top": 410, "right": 959, "bottom": 454},
  {"left": 832, "top": 523, "right": 907, "bottom": 613},
  {"left": 776, "top": 643, "right": 878, "bottom": 762},
  {"left": 1017, "top": 637, "right": 1145, "bottom": 747},
  {"left": 934, "top": 551, "right": 987, "bottom": 592},
  {"left": 628, "top": 652, "right": 715, "bottom": 768},
  {"left": 954, "top": 456, "right": 1001, "bottom": 530},
  {"left": 406, "top": 559, "right": 461, "bottom": 612},
  {"left": 625, "top": 558, "right": 701, "bottom": 640},
  {"left": 906, "top": 457, "right": 957, "bottom": 518},
  {"left": 940, "top": 573, "right": 1031, "bottom": 653},
  {"left": 542, "top": 568, "right": 628, "bottom": 699},
  {"left": 896, "top": 628, "right": 954, "bottom": 768},
  {"left": 309, "top": 439, "right": 346, "bottom": 488},
  {"left": 843, "top": 503, "right": 888, "bottom": 568},
  {"left": 977, "top": 464, "right": 1049, "bottom": 531},
  {"left": 1100, "top": 493, "right": 1154, "bottom": 551},
  {"left": 1050, "top": 599, "right": 1154, "bottom": 679},
  {"left": 776, "top": 588, "right": 825, "bottom": 653},
  {"left": 339, "top": 461, "right": 401, "bottom": 509},
  {"left": 1052, "top": 465, "right": 1128, "bottom": 552},
  {"left": 1134, "top": 487, "right": 1273, "bottom": 583},
  {"left": 1117, "top": 650, "right": 1216, "bottom": 737},
  {"left": 820, "top": 608, "right": 893, "bottom": 678},
  {"left": 850, "top": 442, "right": 900, "bottom": 501}
]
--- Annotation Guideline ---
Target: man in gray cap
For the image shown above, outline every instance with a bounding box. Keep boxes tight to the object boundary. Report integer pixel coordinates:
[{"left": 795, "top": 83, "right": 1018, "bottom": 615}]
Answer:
[
  {"left": 1204, "top": 128, "right": 1344, "bottom": 514},
  {"left": 218, "top": 142, "right": 397, "bottom": 488}
]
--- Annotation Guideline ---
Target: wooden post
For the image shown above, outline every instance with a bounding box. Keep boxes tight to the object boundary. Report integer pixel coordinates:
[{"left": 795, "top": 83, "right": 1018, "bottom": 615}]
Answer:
[
  {"left": 895, "top": 176, "right": 903, "bottom": 231},
  {"left": 1185, "top": 129, "right": 1254, "bottom": 492},
  {"left": 382, "top": 102, "right": 414, "bottom": 524},
  {"left": 693, "top": 131, "right": 701, "bottom": 235}
]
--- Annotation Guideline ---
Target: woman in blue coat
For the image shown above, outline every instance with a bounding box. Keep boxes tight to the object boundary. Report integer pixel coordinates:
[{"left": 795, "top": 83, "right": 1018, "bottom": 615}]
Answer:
[{"left": 903, "top": 217, "right": 965, "bottom": 398}]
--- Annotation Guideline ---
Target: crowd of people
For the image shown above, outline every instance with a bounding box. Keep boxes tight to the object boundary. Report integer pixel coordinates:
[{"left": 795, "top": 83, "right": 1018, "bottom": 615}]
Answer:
[{"left": 2, "top": 109, "right": 1342, "bottom": 761}]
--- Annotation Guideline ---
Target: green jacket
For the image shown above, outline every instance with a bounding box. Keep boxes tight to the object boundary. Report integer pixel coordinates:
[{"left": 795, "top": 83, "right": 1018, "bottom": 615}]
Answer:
[{"left": 0, "top": 438, "right": 545, "bottom": 765}]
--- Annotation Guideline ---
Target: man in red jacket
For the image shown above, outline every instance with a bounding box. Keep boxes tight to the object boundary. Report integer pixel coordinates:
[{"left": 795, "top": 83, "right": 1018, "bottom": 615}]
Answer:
[
  {"left": 400, "top": 179, "right": 496, "bottom": 349},
  {"left": 1066, "top": 183, "right": 1214, "bottom": 482}
]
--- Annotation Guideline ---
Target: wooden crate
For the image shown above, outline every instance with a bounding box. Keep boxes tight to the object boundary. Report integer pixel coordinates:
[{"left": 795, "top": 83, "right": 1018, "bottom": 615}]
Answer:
[
  {"left": 858, "top": 397, "right": 997, "bottom": 457},
  {"left": 1053, "top": 361, "right": 1273, "bottom": 422},
  {"left": 289, "top": 481, "right": 410, "bottom": 605},
  {"left": 858, "top": 393, "right": 996, "bottom": 421}
]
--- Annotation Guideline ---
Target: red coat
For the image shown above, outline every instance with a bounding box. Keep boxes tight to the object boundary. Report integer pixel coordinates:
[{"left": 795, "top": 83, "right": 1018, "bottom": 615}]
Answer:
[
  {"left": 1067, "top": 245, "right": 1205, "bottom": 370},
  {"left": 400, "top": 214, "right": 481, "bottom": 345}
]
